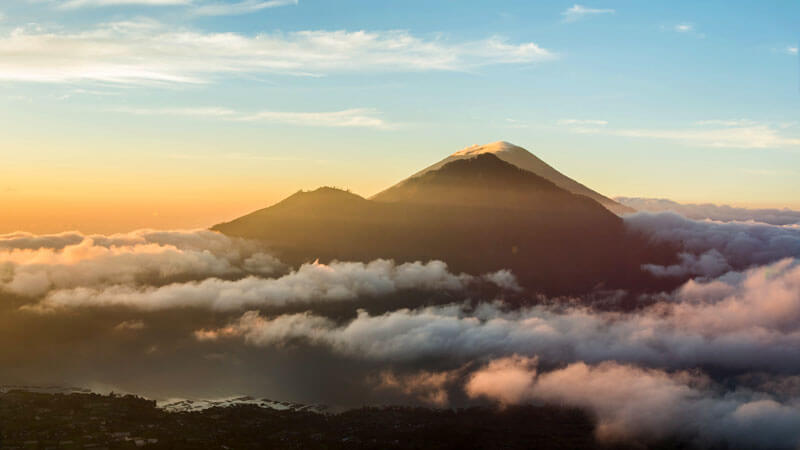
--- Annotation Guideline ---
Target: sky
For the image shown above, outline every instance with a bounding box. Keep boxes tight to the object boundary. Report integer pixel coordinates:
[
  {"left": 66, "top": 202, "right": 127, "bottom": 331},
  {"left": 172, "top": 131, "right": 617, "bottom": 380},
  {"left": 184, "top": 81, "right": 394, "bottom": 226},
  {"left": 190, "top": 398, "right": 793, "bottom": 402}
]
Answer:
[{"left": 0, "top": 0, "right": 798, "bottom": 233}]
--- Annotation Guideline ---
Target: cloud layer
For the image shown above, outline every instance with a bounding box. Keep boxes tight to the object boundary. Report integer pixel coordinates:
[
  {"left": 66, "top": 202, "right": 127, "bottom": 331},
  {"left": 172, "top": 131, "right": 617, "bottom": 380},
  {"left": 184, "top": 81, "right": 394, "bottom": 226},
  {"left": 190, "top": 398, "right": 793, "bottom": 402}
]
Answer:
[
  {"left": 0, "top": 229, "right": 282, "bottom": 297},
  {"left": 618, "top": 197, "right": 800, "bottom": 226},
  {"left": 6, "top": 211, "right": 800, "bottom": 448},
  {"left": 625, "top": 212, "right": 800, "bottom": 277},
  {"left": 202, "top": 258, "right": 800, "bottom": 372},
  {"left": 466, "top": 358, "right": 800, "bottom": 447},
  {"left": 31, "top": 259, "right": 513, "bottom": 312}
]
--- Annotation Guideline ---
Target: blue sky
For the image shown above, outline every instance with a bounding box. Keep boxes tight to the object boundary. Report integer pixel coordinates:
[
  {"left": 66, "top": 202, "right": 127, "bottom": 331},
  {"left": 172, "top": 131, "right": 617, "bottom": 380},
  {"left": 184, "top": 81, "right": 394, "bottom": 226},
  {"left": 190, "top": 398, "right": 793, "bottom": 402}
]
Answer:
[{"left": 0, "top": 0, "right": 798, "bottom": 232}]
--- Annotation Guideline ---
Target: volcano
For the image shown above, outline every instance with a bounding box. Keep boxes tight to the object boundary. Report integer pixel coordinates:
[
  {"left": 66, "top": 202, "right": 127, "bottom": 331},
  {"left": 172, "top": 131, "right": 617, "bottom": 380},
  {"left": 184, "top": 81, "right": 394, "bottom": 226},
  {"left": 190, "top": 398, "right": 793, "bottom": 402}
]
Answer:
[
  {"left": 213, "top": 144, "right": 669, "bottom": 295},
  {"left": 373, "top": 141, "right": 633, "bottom": 215}
]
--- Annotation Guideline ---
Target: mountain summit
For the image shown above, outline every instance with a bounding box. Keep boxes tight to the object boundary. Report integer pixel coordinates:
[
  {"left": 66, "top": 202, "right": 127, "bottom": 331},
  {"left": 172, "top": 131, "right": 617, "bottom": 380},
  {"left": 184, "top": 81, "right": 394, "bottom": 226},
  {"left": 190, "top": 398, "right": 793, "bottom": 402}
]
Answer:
[
  {"left": 373, "top": 141, "right": 633, "bottom": 215},
  {"left": 214, "top": 148, "right": 668, "bottom": 295}
]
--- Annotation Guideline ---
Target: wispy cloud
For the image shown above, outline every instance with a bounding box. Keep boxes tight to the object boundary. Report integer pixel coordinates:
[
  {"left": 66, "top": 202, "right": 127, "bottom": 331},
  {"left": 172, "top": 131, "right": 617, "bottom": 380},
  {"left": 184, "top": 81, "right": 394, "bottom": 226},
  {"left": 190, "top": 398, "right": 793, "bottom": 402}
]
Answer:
[
  {"left": 59, "top": 0, "right": 192, "bottom": 7},
  {"left": 110, "top": 106, "right": 393, "bottom": 129},
  {"left": 787, "top": 46, "right": 799, "bottom": 56},
  {"left": 0, "top": 21, "right": 554, "bottom": 85},
  {"left": 193, "top": 0, "right": 297, "bottom": 16},
  {"left": 663, "top": 22, "right": 704, "bottom": 38},
  {"left": 559, "top": 119, "right": 800, "bottom": 149},
  {"left": 238, "top": 108, "right": 391, "bottom": 129},
  {"left": 674, "top": 23, "right": 693, "bottom": 33},
  {"left": 111, "top": 106, "right": 238, "bottom": 117},
  {"left": 55, "top": 0, "right": 297, "bottom": 16},
  {"left": 557, "top": 119, "right": 608, "bottom": 126},
  {"left": 562, "top": 4, "right": 615, "bottom": 23}
]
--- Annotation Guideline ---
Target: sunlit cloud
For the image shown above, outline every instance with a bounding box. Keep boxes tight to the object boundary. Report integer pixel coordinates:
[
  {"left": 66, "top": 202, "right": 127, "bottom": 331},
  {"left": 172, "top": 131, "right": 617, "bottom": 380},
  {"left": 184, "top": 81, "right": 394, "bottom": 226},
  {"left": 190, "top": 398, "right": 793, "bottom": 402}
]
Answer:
[
  {"left": 562, "top": 4, "right": 615, "bottom": 23},
  {"left": 466, "top": 358, "right": 800, "bottom": 446},
  {"left": 237, "top": 109, "right": 391, "bottom": 129},
  {"left": 0, "top": 20, "right": 555, "bottom": 85},
  {"left": 787, "top": 46, "right": 799, "bottom": 56},
  {"left": 109, "top": 106, "right": 394, "bottom": 129}
]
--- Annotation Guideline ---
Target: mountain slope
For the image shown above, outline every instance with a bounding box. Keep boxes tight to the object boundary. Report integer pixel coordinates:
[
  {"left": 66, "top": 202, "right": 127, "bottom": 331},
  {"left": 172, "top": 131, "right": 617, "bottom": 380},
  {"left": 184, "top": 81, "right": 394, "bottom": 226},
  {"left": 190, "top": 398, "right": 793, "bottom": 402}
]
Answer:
[
  {"left": 372, "top": 141, "right": 634, "bottom": 215},
  {"left": 214, "top": 154, "right": 665, "bottom": 295}
]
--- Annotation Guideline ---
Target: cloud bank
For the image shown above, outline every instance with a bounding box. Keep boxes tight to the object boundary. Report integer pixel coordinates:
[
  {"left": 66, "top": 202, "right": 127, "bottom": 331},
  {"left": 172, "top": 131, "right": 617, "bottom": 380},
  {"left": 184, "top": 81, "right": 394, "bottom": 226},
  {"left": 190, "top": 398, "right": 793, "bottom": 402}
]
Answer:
[
  {"left": 31, "top": 259, "right": 514, "bottom": 311},
  {"left": 0, "top": 229, "right": 282, "bottom": 297},
  {"left": 625, "top": 212, "right": 800, "bottom": 277},
  {"left": 201, "top": 258, "right": 800, "bottom": 372},
  {"left": 618, "top": 197, "right": 800, "bottom": 226},
  {"left": 466, "top": 358, "right": 800, "bottom": 447},
  {"left": 6, "top": 210, "right": 800, "bottom": 448}
]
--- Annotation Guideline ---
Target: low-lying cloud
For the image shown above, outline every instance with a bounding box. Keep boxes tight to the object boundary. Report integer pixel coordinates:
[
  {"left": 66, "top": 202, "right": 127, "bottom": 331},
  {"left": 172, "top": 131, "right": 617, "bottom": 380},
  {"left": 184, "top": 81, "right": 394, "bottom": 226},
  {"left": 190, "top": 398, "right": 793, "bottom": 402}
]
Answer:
[
  {"left": 202, "top": 258, "right": 800, "bottom": 372},
  {"left": 0, "top": 230, "right": 282, "bottom": 297},
  {"left": 31, "top": 259, "right": 513, "bottom": 312},
  {"left": 625, "top": 212, "right": 800, "bottom": 277},
  {"left": 466, "top": 358, "right": 800, "bottom": 447},
  {"left": 618, "top": 197, "right": 800, "bottom": 226},
  {"left": 7, "top": 209, "right": 800, "bottom": 449}
]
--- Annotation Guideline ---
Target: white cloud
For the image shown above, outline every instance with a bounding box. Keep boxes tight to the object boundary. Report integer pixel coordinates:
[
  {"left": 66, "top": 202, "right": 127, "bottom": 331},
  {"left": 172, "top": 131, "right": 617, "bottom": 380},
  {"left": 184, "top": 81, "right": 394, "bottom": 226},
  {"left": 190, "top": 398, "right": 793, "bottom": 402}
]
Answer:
[
  {"left": 238, "top": 108, "right": 391, "bottom": 129},
  {"left": 109, "top": 106, "right": 392, "bottom": 129},
  {"left": 661, "top": 23, "right": 704, "bottom": 38},
  {"left": 625, "top": 212, "right": 800, "bottom": 276},
  {"left": 199, "top": 257, "right": 800, "bottom": 372},
  {"left": 557, "top": 118, "right": 608, "bottom": 126},
  {"left": 193, "top": 0, "right": 297, "bottom": 16},
  {"left": 0, "top": 21, "right": 555, "bottom": 85},
  {"left": 787, "top": 46, "right": 799, "bottom": 56},
  {"left": 467, "top": 358, "right": 800, "bottom": 447},
  {"left": 0, "top": 229, "right": 282, "bottom": 297},
  {"left": 562, "top": 4, "right": 615, "bottom": 23},
  {"left": 28, "top": 259, "right": 518, "bottom": 311},
  {"left": 559, "top": 119, "right": 800, "bottom": 149},
  {"left": 674, "top": 23, "right": 692, "bottom": 33},
  {"left": 111, "top": 107, "right": 238, "bottom": 117}
]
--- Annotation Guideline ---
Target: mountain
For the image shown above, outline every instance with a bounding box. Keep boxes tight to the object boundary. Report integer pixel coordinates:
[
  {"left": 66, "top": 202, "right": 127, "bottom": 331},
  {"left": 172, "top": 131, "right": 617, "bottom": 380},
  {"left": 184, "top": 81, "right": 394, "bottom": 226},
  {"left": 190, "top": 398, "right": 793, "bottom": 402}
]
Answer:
[
  {"left": 373, "top": 141, "right": 634, "bottom": 215},
  {"left": 214, "top": 152, "right": 670, "bottom": 295}
]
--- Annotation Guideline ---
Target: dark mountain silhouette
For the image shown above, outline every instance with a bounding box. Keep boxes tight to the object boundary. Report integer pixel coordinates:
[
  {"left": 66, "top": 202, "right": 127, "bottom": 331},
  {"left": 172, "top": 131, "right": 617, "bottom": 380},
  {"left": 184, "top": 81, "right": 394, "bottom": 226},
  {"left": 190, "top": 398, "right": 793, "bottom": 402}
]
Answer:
[
  {"left": 373, "top": 141, "right": 634, "bottom": 215},
  {"left": 213, "top": 152, "right": 673, "bottom": 295}
]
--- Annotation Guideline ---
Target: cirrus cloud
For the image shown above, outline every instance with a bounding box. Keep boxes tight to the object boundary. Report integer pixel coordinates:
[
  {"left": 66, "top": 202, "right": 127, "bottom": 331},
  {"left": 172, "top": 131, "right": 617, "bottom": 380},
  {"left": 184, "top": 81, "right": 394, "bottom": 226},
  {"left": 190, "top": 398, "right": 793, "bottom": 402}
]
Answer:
[{"left": 0, "top": 20, "right": 555, "bottom": 85}]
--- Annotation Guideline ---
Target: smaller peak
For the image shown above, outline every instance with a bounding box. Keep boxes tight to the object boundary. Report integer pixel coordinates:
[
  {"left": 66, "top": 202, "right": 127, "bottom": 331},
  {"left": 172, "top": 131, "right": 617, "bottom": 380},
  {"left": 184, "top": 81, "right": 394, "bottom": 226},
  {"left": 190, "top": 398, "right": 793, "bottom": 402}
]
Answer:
[
  {"left": 283, "top": 186, "right": 365, "bottom": 203},
  {"left": 452, "top": 141, "right": 524, "bottom": 157}
]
